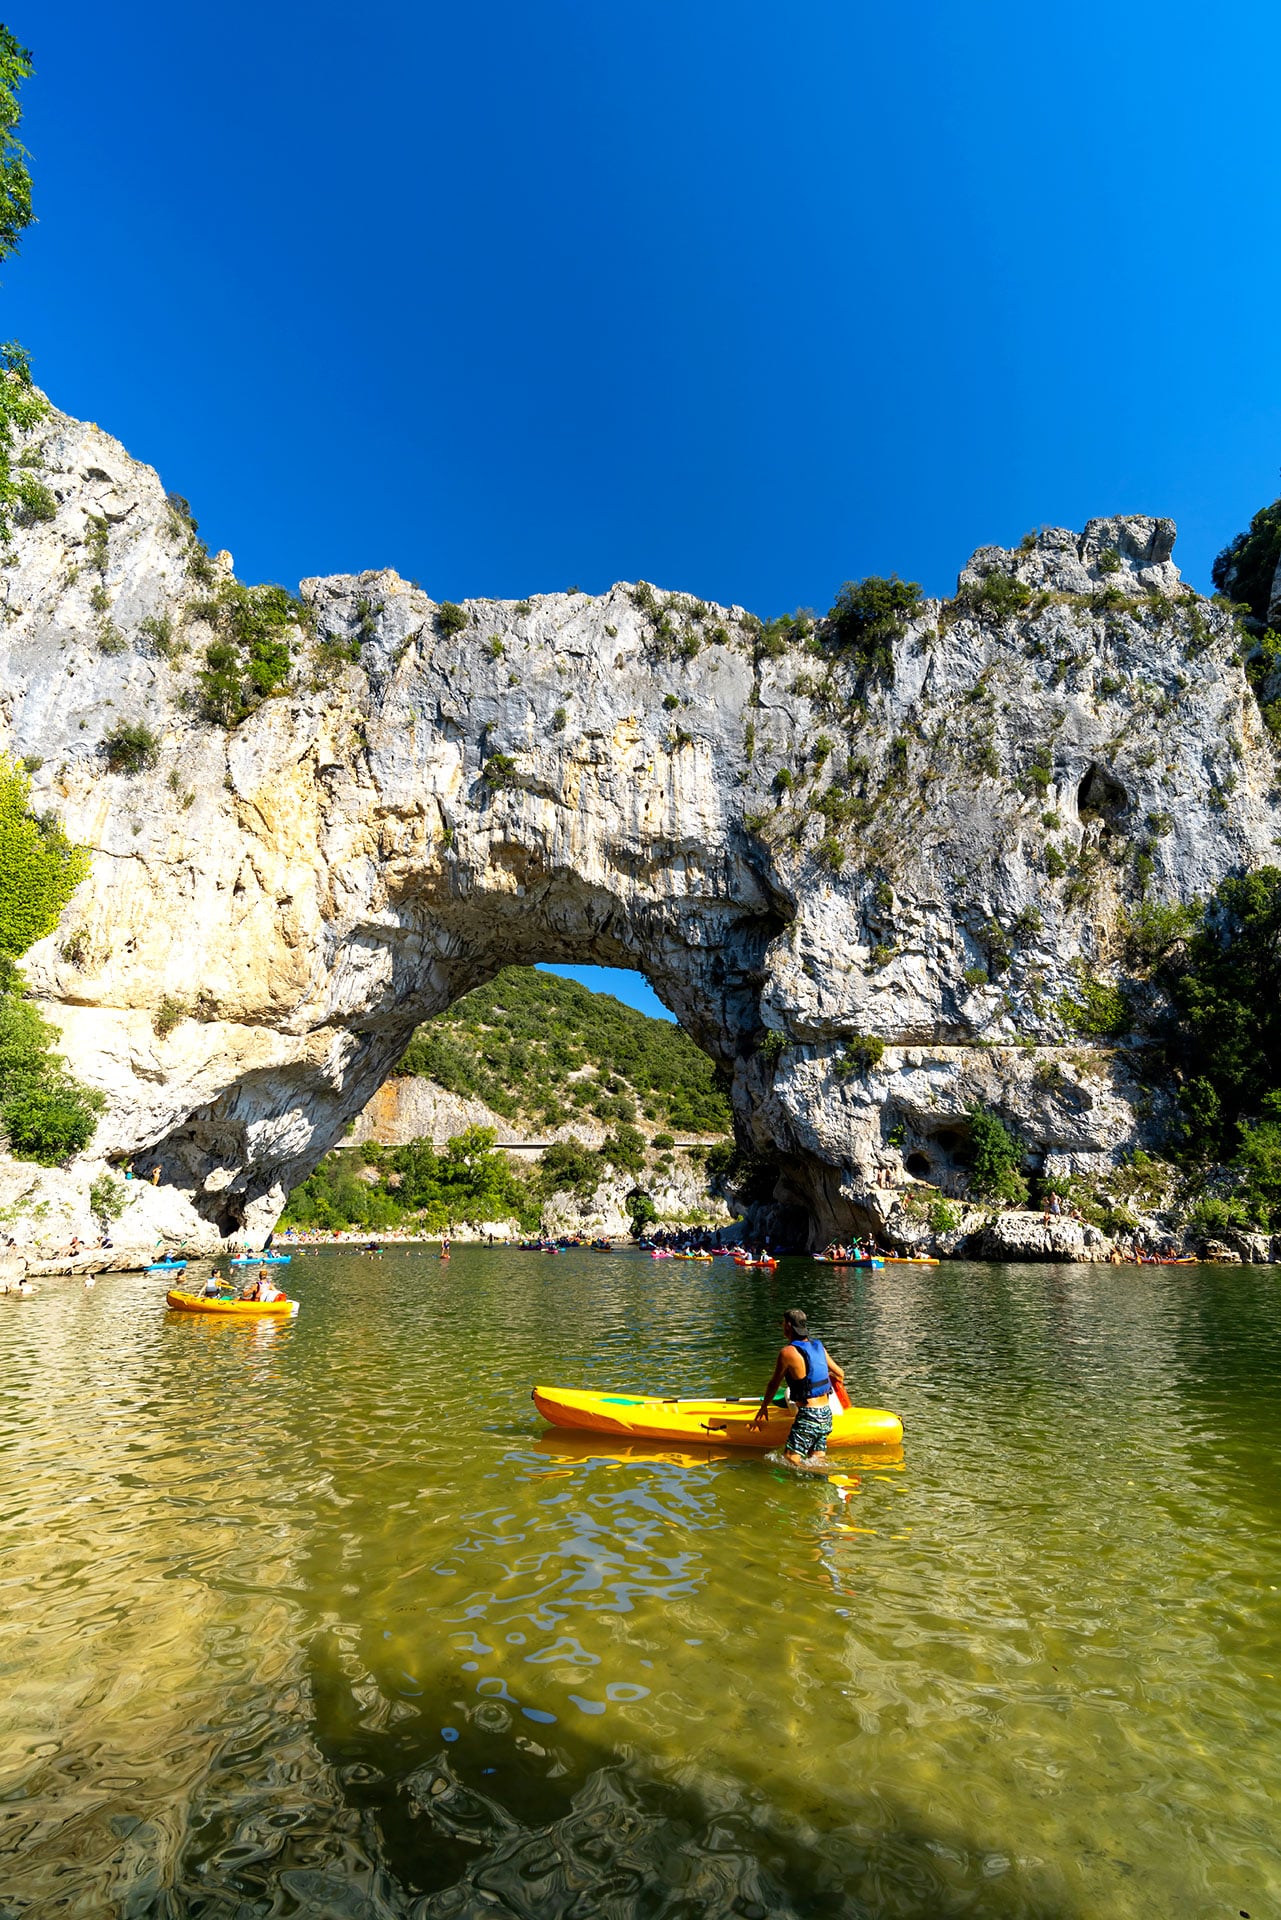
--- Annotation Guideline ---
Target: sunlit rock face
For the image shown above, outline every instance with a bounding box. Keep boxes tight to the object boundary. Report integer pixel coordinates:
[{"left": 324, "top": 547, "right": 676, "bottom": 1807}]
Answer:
[{"left": 2, "top": 404, "right": 1277, "bottom": 1249}]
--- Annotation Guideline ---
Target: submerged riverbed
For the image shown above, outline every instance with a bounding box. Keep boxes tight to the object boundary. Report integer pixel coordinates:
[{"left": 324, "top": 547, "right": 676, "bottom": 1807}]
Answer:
[{"left": 0, "top": 1249, "right": 1277, "bottom": 1917}]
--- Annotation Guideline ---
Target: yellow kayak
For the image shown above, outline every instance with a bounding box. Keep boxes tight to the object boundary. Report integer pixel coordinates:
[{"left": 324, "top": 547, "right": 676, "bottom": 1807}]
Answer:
[
  {"left": 532, "top": 1385, "right": 902, "bottom": 1449},
  {"left": 166, "top": 1289, "right": 299, "bottom": 1317}
]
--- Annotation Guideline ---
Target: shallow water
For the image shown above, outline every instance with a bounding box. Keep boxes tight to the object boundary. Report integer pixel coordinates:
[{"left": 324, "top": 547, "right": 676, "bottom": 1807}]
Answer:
[{"left": 0, "top": 1249, "right": 1277, "bottom": 1918}]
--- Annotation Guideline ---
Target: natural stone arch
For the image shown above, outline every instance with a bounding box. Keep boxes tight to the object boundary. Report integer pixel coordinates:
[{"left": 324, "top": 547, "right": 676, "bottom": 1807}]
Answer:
[
  {"left": 4, "top": 407, "right": 1278, "bottom": 1254},
  {"left": 148, "top": 867, "right": 792, "bottom": 1237}
]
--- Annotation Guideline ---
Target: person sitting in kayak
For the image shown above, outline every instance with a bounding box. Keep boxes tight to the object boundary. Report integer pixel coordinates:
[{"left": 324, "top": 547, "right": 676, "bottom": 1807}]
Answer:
[{"left": 750, "top": 1308, "right": 846, "bottom": 1467}]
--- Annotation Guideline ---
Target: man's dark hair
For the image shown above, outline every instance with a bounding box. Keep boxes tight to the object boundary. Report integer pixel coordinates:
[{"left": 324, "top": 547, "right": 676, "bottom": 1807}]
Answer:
[{"left": 784, "top": 1307, "right": 808, "bottom": 1336}]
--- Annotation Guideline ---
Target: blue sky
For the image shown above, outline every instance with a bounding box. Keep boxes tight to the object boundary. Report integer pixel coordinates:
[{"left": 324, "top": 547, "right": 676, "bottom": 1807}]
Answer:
[{"left": 9, "top": 1, "right": 1281, "bottom": 1019}]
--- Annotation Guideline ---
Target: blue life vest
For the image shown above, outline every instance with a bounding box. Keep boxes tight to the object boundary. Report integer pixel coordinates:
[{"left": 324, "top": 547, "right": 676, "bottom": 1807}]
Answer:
[{"left": 789, "top": 1336, "right": 831, "bottom": 1406}]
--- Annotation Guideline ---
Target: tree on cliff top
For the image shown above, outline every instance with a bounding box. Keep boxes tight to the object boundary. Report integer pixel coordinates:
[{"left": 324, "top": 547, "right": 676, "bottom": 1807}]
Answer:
[
  {"left": 1212, "top": 498, "right": 1281, "bottom": 631},
  {"left": 0, "top": 27, "right": 44, "bottom": 538},
  {"left": 0, "top": 26, "right": 34, "bottom": 262}
]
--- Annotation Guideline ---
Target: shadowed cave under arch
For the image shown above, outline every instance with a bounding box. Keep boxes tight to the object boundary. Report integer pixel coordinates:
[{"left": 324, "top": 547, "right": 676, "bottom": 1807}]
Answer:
[{"left": 147, "top": 871, "right": 801, "bottom": 1239}]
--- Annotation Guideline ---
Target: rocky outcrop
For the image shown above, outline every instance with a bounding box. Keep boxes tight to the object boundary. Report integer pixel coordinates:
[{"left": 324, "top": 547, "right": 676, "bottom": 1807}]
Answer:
[{"left": 1, "top": 402, "right": 1277, "bottom": 1251}]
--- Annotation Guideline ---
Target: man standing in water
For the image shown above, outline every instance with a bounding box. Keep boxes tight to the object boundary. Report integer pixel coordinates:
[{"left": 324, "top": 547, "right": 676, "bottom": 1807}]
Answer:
[{"left": 751, "top": 1308, "right": 846, "bottom": 1467}]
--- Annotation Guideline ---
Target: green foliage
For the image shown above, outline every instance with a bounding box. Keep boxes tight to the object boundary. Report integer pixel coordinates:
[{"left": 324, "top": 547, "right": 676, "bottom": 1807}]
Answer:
[
  {"left": 13, "top": 472, "right": 53, "bottom": 522},
  {"left": 538, "top": 1139, "right": 605, "bottom": 1201},
  {"left": 816, "top": 835, "right": 845, "bottom": 871},
  {"left": 755, "top": 610, "right": 811, "bottom": 659},
  {"left": 626, "top": 1188, "right": 658, "bottom": 1236},
  {"left": 103, "top": 722, "right": 159, "bottom": 775},
  {"left": 600, "top": 1122, "right": 645, "bottom": 1173},
  {"left": 1122, "top": 898, "right": 1197, "bottom": 973},
  {"left": 436, "top": 601, "right": 469, "bottom": 635},
  {"left": 285, "top": 1127, "right": 543, "bottom": 1233},
  {"left": 825, "top": 575, "right": 923, "bottom": 676},
  {"left": 552, "top": 705, "right": 567, "bottom": 731},
  {"left": 1057, "top": 965, "right": 1130, "bottom": 1039},
  {"left": 0, "top": 36, "right": 44, "bottom": 545},
  {"left": 1096, "top": 547, "right": 1122, "bottom": 576},
  {"left": 834, "top": 1033, "right": 884, "bottom": 1079},
  {"left": 1212, "top": 497, "right": 1281, "bottom": 628},
  {"left": 928, "top": 1198, "right": 959, "bottom": 1234},
  {"left": 0, "top": 27, "right": 33, "bottom": 263},
  {"left": 1164, "top": 868, "right": 1281, "bottom": 1172},
  {"left": 967, "top": 1104, "right": 1027, "bottom": 1205},
  {"left": 89, "top": 1173, "right": 125, "bottom": 1224},
  {"left": 153, "top": 996, "right": 186, "bottom": 1039},
  {"left": 86, "top": 513, "right": 110, "bottom": 573},
  {"left": 140, "top": 611, "right": 175, "bottom": 656},
  {"left": 0, "top": 341, "right": 47, "bottom": 542},
  {"left": 1045, "top": 844, "right": 1068, "bottom": 879},
  {"left": 650, "top": 1131, "right": 674, "bottom": 1151},
  {"left": 0, "top": 992, "right": 103, "bottom": 1164},
  {"left": 0, "top": 755, "right": 88, "bottom": 957},
  {"left": 394, "top": 966, "right": 732, "bottom": 1137},
  {"left": 197, "top": 583, "right": 301, "bottom": 725},
  {"left": 482, "top": 752, "right": 519, "bottom": 790},
  {"left": 959, "top": 571, "right": 1032, "bottom": 620},
  {"left": 1023, "top": 744, "right": 1053, "bottom": 794},
  {"left": 757, "top": 1029, "right": 787, "bottom": 1064},
  {"left": 1185, "top": 1193, "right": 1251, "bottom": 1239}
]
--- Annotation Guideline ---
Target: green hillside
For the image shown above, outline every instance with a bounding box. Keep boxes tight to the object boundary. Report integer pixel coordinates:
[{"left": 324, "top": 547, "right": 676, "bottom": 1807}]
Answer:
[{"left": 395, "top": 966, "right": 732, "bottom": 1137}]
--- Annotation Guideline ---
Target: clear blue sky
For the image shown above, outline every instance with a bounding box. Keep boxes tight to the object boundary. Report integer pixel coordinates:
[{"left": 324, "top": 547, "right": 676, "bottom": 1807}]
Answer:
[{"left": 9, "top": 1, "right": 1281, "bottom": 1018}]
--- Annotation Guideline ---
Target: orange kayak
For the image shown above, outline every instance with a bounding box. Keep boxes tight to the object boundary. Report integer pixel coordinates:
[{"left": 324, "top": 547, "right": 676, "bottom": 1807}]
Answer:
[{"left": 166, "top": 1289, "right": 299, "bottom": 1316}]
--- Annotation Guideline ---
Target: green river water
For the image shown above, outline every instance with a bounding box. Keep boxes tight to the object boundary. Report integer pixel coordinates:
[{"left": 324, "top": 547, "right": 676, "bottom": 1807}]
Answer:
[{"left": 0, "top": 1247, "right": 1277, "bottom": 1919}]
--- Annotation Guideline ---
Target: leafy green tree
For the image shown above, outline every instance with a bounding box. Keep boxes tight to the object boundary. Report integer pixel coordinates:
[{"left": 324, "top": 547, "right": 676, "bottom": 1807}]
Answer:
[
  {"left": 1212, "top": 498, "right": 1281, "bottom": 629},
  {"left": 626, "top": 1189, "right": 657, "bottom": 1236},
  {"left": 1164, "top": 868, "right": 1281, "bottom": 1158},
  {"left": 537, "top": 1139, "right": 604, "bottom": 1201},
  {"left": 0, "top": 993, "right": 103, "bottom": 1163},
  {"left": 0, "top": 754, "right": 101, "bottom": 1163},
  {"left": 0, "top": 754, "right": 88, "bottom": 957},
  {"left": 966, "top": 1104, "right": 1027, "bottom": 1206},
  {"left": 0, "top": 31, "right": 45, "bottom": 541},
  {"left": 0, "top": 26, "right": 33, "bottom": 260},
  {"left": 825, "top": 575, "right": 923, "bottom": 676}
]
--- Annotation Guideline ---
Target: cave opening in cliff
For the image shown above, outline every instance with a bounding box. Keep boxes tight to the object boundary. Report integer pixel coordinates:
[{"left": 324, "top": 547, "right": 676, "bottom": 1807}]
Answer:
[{"left": 1077, "top": 762, "right": 1130, "bottom": 824}]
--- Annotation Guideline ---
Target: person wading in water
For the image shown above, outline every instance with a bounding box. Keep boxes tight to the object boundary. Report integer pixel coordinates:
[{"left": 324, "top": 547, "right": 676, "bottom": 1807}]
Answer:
[{"left": 750, "top": 1308, "right": 846, "bottom": 1468}]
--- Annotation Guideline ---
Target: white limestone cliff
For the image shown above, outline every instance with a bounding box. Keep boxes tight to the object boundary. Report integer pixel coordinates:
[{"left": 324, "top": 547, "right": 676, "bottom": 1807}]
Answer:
[{"left": 2, "top": 402, "right": 1276, "bottom": 1255}]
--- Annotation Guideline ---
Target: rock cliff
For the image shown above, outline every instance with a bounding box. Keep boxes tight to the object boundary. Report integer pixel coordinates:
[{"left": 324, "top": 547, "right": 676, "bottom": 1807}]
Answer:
[{"left": 2, "top": 402, "right": 1276, "bottom": 1252}]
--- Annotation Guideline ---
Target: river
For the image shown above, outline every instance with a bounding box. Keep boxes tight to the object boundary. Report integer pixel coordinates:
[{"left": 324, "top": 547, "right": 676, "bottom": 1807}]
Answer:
[{"left": 0, "top": 1248, "right": 1276, "bottom": 1918}]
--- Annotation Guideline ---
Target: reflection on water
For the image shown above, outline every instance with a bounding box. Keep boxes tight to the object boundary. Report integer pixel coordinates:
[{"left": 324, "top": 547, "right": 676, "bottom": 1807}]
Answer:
[{"left": 0, "top": 1250, "right": 1277, "bottom": 1917}]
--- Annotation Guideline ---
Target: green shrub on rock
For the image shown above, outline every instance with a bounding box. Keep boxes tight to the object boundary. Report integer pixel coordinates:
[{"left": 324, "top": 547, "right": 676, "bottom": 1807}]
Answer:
[
  {"left": 196, "top": 583, "right": 300, "bottom": 725},
  {"left": 103, "top": 723, "right": 159, "bottom": 775},
  {"left": 825, "top": 575, "right": 923, "bottom": 677},
  {"left": 967, "top": 1104, "right": 1027, "bottom": 1205}
]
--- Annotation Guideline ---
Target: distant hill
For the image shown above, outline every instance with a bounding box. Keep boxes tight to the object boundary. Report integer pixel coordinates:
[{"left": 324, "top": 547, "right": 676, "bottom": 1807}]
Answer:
[{"left": 395, "top": 967, "right": 732, "bottom": 1138}]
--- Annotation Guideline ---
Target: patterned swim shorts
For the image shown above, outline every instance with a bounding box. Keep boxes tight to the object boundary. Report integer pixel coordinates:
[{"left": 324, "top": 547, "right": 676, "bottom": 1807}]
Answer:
[{"left": 785, "top": 1404, "right": 833, "bottom": 1459}]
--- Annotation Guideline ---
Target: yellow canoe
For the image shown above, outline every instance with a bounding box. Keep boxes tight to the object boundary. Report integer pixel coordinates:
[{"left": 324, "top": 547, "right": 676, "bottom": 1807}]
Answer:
[
  {"left": 166, "top": 1289, "right": 299, "bottom": 1317},
  {"left": 532, "top": 1385, "right": 902, "bottom": 1449}
]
